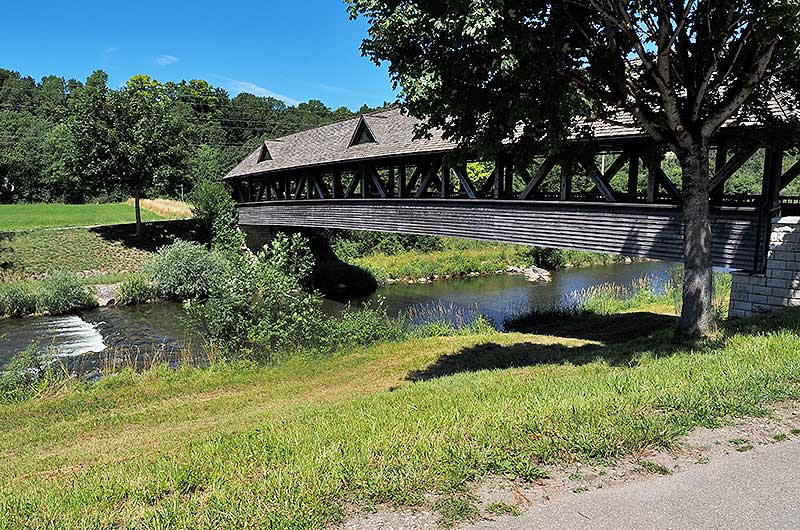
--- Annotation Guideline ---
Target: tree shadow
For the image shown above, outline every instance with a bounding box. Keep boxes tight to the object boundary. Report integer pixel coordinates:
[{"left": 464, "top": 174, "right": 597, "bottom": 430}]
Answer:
[
  {"left": 90, "top": 219, "right": 207, "bottom": 252},
  {"left": 0, "top": 232, "right": 14, "bottom": 272},
  {"left": 408, "top": 312, "right": 682, "bottom": 382},
  {"left": 505, "top": 311, "right": 678, "bottom": 343}
]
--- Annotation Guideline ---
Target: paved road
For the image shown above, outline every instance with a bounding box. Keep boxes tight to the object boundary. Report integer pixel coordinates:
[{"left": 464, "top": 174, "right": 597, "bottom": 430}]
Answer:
[{"left": 468, "top": 438, "right": 800, "bottom": 530}]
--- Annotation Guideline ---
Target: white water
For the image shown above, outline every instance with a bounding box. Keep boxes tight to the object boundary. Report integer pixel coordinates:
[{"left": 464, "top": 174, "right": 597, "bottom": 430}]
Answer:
[{"left": 0, "top": 314, "right": 106, "bottom": 359}]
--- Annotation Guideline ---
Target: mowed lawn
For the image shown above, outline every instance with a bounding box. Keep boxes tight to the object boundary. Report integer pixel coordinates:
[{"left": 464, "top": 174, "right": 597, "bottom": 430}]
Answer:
[
  {"left": 2, "top": 310, "right": 800, "bottom": 528},
  {"left": 0, "top": 203, "right": 170, "bottom": 232}
]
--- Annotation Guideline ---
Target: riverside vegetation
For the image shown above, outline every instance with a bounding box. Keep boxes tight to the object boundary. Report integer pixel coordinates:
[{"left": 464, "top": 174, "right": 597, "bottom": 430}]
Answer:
[
  {"left": 2, "top": 274, "right": 800, "bottom": 528},
  {"left": 2, "top": 175, "right": 795, "bottom": 529}
]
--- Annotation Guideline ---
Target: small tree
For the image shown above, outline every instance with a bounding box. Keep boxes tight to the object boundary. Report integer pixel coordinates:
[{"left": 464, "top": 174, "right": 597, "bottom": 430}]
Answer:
[
  {"left": 348, "top": 0, "right": 800, "bottom": 336},
  {"left": 115, "top": 75, "right": 185, "bottom": 236},
  {"left": 66, "top": 73, "right": 185, "bottom": 236}
]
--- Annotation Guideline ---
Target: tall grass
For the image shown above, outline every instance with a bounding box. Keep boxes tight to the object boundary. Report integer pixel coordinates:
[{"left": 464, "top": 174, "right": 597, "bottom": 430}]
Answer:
[{"left": 126, "top": 198, "right": 193, "bottom": 218}]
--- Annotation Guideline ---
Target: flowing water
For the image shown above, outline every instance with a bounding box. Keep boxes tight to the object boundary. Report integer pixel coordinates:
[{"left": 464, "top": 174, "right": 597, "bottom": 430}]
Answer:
[{"left": 0, "top": 260, "right": 675, "bottom": 370}]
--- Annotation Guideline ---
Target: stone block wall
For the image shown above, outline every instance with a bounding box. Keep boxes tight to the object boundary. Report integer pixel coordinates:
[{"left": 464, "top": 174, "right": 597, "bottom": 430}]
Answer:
[
  {"left": 729, "top": 216, "right": 800, "bottom": 318},
  {"left": 239, "top": 225, "right": 274, "bottom": 254}
]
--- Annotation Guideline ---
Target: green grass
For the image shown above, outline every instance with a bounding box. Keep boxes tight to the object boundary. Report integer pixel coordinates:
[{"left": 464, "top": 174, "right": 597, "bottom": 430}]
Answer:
[
  {"left": 0, "top": 228, "right": 153, "bottom": 280},
  {"left": 2, "top": 307, "right": 800, "bottom": 528},
  {"left": 0, "top": 203, "right": 172, "bottom": 232},
  {"left": 0, "top": 220, "right": 204, "bottom": 281},
  {"left": 348, "top": 238, "right": 639, "bottom": 285}
]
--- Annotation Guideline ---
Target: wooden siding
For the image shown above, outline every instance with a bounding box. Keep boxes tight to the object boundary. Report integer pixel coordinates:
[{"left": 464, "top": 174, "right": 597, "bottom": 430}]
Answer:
[{"left": 237, "top": 199, "right": 761, "bottom": 271}]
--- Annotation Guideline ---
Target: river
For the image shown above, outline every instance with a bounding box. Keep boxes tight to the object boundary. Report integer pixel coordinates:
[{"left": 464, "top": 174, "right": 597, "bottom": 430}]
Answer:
[{"left": 0, "top": 260, "right": 675, "bottom": 370}]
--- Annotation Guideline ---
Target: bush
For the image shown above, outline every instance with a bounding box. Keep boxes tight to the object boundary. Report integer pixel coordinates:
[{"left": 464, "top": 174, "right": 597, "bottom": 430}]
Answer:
[
  {"left": 119, "top": 275, "right": 153, "bottom": 305},
  {"left": 0, "top": 282, "right": 38, "bottom": 317},
  {"left": 258, "top": 232, "right": 315, "bottom": 284},
  {"left": 0, "top": 344, "right": 56, "bottom": 403},
  {"left": 147, "top": 241, "right": 224, "bottom": 301},
  {"left": 37, "top": 272, "right": 97, "bottom": 315}
]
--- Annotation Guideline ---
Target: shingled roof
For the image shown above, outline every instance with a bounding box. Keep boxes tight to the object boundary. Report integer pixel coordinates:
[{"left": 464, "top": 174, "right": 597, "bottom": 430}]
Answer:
[
  {"left": 224, "top": 108, "right": 455, "bottom": 179},
  {"left": 225, "top": 99, "right": 794, "bottom": 180}
]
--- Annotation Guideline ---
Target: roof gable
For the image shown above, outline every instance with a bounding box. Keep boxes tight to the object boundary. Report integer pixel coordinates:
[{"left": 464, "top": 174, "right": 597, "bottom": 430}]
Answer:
[
  {"left": 349, "top": 116, "right": 377, "bottom": 147},
  {"left": 257, "top": 143, "right": 272, "bottom": 163}
]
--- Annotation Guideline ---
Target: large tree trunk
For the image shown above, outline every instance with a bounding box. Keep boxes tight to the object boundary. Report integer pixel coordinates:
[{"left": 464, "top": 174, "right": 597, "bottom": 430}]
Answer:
[
  {"left": 677, "top": 142, "right": 715, "bottom": 337},
  {"left": 134, "top": 189, "right": 143, "bottom": 238}
]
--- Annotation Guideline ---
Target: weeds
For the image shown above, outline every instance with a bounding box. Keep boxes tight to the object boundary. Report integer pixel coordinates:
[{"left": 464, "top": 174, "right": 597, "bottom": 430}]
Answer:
[
  {"left": 0, "top": 272, "right": 97, "bottom": 318},
  {"left": 639, "top": 460, "right": 671, "bottom": 475},
  {"left": 485, "top": 501, "right": 521, "bottom": 517},
  {"left": 433, "top": 494, "right": 480, "bottom": 529}
]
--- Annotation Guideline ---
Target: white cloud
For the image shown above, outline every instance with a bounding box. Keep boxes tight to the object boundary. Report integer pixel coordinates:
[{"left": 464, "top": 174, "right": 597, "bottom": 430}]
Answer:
[
  {"left": 155, "top": 55, "right": 180, "bottom": 66},
  {"left": 222, "top": 78, "right": 299, "bottom": 105}
]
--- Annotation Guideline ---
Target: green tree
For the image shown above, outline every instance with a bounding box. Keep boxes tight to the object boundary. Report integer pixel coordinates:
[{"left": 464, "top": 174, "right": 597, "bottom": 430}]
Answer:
[{"left": 348, "top": 0, "right": 800, "bottom": 336}]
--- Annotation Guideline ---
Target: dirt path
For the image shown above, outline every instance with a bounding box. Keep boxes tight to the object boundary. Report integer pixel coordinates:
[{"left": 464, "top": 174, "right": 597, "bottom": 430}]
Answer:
[{"left": 340, "top": 402, "right": 800, "bottom": 529}]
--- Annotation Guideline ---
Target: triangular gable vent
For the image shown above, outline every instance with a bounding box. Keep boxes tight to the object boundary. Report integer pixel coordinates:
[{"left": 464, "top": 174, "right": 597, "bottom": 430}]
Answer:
[
  {"left": 348, "top": 116, "right": 377, "bottom": 147},
  {"left": 257, "top": 143, "right": 272, "bottom": 163}
]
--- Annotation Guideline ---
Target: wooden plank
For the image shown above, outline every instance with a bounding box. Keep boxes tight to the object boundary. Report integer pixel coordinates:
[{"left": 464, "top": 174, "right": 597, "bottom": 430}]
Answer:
[
  {"left": 366, "top": 165, "right": 388, "bottom": 199},
  {"left": 398, "top": 163, "right": 407, "bottom": 198},
  {"left": 710, "top": 145, "right": 759, "bottom": 192},
  {"left": 311, "top": 173, "right": 329, "bottom": 199},
  {"left": 238, "top": 201, "right": 759, "bottom": 270},
  {"left": 332, "top": 170, "right": 343, "bottom": 199},
  {"left": 403, "top": 163, "right": 426, "bottom": 196},
  {"left": 344, "top": 172, "right": 360, "bottom": 199},
  {"left": 579, "top": 156, "right": 617, "bottom": 202},
  {"left": 453, "top": 165, "right": 477, "bottom": 199},
  {"left": 519, "top": 157, "right": 557, "bottom": 199},
  {"left": 293, "top": 175, "right": 307, "bottom": 200},
  {"left": 414, "top": 159, "right": 443, "bottom": 198},
  {"left": 627, "top": 153, "right": 640, "bottom": 196},
  {"left": 780, "top": 159, "right": 800, "bottom": 190}
]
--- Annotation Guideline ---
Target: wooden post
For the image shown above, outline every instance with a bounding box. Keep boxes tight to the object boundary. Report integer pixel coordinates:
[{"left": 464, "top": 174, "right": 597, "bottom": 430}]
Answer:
[
  {"left": 756, "top": 147, "right": 785, "bottom": 272},
  {"left": 398, "top": 162, "right": 407, "bottom": 198},
  {"left": 504, "top": 157, "right": 514, "bottom": 195},
  {"left": 333, "top": 169, "right": 342, "bottom": 199},
  {"left": 361, "top": 165, "right": 368, "bottom": 198},
  {"left": 560, "top": 159, "right": 572, "bottom": 201},
  {"left": 387, "top": 165, "right": 395, "bottom": 197},
  {"left": 627, "top": 152, "right": 640, "bottom": 199},
  {"left": 493, "top": 155, "right": 504, "bottom": 199},
  {"left": 441, "top": 163, "right": 450, "bottom": 198}
]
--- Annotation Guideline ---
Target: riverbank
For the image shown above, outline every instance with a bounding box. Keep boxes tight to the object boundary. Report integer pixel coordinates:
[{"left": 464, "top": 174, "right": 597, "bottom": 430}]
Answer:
[
  {"left": 2, "top": 287, "right": 798, "bottom": 528},
  {"left": 342, "top": 237, "right": 636, "bottom": 285}
]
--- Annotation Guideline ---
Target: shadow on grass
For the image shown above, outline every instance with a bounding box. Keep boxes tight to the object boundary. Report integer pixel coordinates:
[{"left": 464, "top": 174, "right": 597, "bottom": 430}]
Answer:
[
  {"left": 408, "top": 312, "right": 682, "bottom": 382},
  {"left": 0, "top": 232, "right": 14, "bottom": 271},
  {"left": 505, "top": 310, "right": 677, "bottom": 343},
  {"left": 90, "top": 219, "right": 208, "bottom": 252}
]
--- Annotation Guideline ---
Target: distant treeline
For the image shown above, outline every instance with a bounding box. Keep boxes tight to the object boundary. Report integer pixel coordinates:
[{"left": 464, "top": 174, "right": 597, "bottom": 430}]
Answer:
[{"left": 0, "top": 68, "right": 390, "bottom": 204}]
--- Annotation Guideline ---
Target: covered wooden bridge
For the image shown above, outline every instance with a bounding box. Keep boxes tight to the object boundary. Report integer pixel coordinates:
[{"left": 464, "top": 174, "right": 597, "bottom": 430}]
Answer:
[{"left": 224, "top": 107, "right": 800, "bottom": 273}]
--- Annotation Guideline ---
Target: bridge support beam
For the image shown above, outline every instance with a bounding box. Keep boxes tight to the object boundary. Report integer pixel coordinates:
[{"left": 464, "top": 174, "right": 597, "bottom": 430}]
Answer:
[{"left": 730, "top": 217, "right": 800, "bottom": 318}]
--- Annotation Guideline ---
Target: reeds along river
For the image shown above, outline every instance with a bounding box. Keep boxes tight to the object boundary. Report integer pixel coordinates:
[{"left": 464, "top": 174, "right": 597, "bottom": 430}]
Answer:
[{"left": 0, "top": 260, "right": 675, "bottom": 371}]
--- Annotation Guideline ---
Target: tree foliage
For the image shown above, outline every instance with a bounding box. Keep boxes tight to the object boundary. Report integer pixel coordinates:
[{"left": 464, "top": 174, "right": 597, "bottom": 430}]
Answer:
[
  {"left": 348, "top": 0, "right": 800, "bottom": 336},
  {"left": 0, "top": 67, "right": 390, "bottom": 204}
]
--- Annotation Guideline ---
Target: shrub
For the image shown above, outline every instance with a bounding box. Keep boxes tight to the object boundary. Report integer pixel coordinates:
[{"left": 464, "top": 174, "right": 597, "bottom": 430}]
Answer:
[
  {"left": 191, "top": 179, "right": 236, "bottom": 237},
  {"left": 258, "top": 232, "right": 315, "bottom": 284},
  {"left": 147, "top": 241, "right": 224, "bottom": 301},
  {"left": 119, "top": 275, "right": 154, "bottom": 305},
  {"left": 319, "top": 300, "right": 405, "bottom": 352},
  {"left": 0, "top": 344, "right": 57, "bottom": 403},
  {"left": 37, "top": 272, "right": 97, "bottom": 315},
  {"left": 0, "top": 282, "right": 38, "bottom": 317}
]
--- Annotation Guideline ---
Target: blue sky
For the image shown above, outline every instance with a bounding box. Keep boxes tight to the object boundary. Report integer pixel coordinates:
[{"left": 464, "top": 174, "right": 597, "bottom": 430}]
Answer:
[{"left": 0, "top": 0, "right": 396, "bottom": 110}]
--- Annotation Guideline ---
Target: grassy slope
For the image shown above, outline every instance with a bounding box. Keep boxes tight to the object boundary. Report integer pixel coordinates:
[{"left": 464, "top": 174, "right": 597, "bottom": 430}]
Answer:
[
  {"left": 2, "top": 310, "right": 800, "bottom": 528},
  {"left": 0, "top": 203, "right": 171, "bottom": 232},
  {"left": 0, "top": 219, "right": 205, "bottom": 281},
  {"left": 1, "top": 229, "right": 153, "bottom": 279}
]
